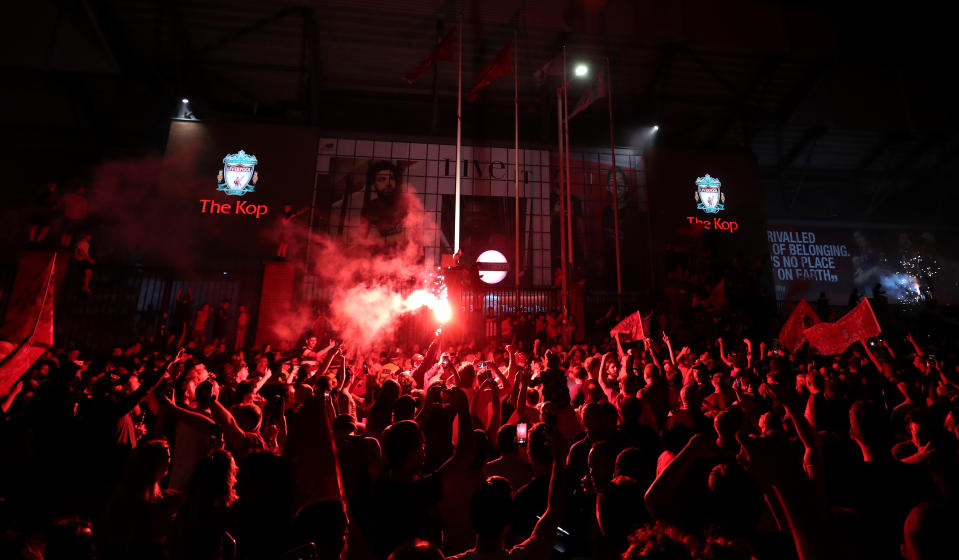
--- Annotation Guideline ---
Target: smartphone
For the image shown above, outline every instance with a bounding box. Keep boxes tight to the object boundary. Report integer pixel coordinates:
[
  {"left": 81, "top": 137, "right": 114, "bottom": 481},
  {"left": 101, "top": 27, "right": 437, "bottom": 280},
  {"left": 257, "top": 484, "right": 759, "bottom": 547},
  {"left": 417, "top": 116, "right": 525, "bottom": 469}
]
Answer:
[{"left": 516, "top": 422, "right": 528, "bottom": 445}]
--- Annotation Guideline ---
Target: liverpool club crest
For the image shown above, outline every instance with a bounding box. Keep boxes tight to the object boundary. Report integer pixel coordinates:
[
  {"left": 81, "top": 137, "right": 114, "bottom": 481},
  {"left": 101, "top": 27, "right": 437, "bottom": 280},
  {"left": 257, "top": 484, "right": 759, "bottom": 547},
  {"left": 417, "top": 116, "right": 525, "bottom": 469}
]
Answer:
[
  {"left": 217, "top": 150, "right": 259, "bottom": 196},
  {"left": 694, "top": 173, "right": 724, "bottom": 213}
]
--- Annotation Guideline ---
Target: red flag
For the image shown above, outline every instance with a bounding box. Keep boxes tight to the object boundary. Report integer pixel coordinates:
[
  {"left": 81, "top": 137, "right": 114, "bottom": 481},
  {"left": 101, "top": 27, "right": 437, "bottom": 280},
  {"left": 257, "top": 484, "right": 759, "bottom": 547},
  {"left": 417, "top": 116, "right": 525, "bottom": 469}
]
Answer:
[
  {"left": 467, "top": 42, "right": 513, "bottom": 102},
  {"left": 533, "top": 53, "right": 563, "bottom": 84},
  {"left": 803, "top": 299, "right": 880, "bottom": 356},
  {"left": 568, "top": 66, "right": 607, "bottom": 119},
  {"left": 610, "top": 310, "right": 645, "bottom": 341},
  {"left": 404, "top": 27, "right": 457, "bottom": 84},
  {"left": 0, "top": 255, "right": 55, "bottom": 396},
  {"left": 778, "top": 299, "right": 820, "bottom": 353}
]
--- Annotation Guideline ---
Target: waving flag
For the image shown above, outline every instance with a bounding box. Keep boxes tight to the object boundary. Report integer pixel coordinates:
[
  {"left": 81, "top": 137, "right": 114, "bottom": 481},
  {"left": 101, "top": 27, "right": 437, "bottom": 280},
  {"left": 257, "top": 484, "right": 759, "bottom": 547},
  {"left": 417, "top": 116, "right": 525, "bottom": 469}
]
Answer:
[
  {"left": 568, "top": 66, "right": 607, "bottom": 119},
  {"left": 804, "top": 299, "right": 880, "bottom": 355},
  {"left": 610, "top": 310, "right": 645, "bottom": 341},
  {"left": 405, "top": 27, "right": 458, "bottom": 84},
  {"left": 0, "top": 255, "right": 55, "bottom": 396},
  {"left": 778, "top": 299, "right": 820, "bottom": 353},
  {"left": 533, "top": 53, "right": 564, "bottom": 84},
  {"left": 468, "top": 42, "right": 514, "bottom": 102}
]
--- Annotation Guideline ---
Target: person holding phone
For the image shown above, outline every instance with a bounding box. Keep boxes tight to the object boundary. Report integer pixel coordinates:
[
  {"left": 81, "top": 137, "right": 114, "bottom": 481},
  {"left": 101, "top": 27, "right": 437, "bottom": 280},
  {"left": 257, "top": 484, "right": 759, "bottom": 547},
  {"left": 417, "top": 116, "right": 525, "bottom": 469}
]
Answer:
[
  {"left": 484, "top": 424, "right": 533, "bottom": 492},
  {"left": 450, "top": 421, "right": 567, "bottom": 560}
]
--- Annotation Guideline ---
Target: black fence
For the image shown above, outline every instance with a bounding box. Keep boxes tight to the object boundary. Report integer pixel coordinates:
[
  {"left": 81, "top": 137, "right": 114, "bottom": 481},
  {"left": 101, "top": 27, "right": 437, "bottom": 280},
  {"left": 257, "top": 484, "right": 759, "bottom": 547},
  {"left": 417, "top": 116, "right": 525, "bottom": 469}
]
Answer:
[{"left": 55, "top": 264, "right": 262, "bottom": 350}]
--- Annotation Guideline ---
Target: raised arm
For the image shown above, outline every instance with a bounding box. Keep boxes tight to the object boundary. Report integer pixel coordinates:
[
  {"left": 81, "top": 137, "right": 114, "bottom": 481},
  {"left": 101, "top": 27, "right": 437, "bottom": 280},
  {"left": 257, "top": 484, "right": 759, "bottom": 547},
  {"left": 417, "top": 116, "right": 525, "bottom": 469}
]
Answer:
[
  {"left": 644, "top": 433, "right": 716, "bottom": 527},
  {"left": 438, "top": 387, "right": 476, "bottom": 475},
  {"left": 284, "top": 392, "right": 344, "bottom": 512},
  {"left": 737, "top": 432, "right": 844, "bottom": 560},
  {"left": 504, "top": 344, "right": 519, "bottom": 384},
  {"left": 309, "top": 346, "right": 341, "bottom": 388},
  {"left": 412, "top": 332, "right": 441, "bottom": 388},
  {"left": 744, "top": 338, "right": 754, "bottom": 369},
  {"left": 252, "top": 368, "right": 272, "bottom": 394},
  {"left": 477, "top": 378, "right": 502, "bottom": 444},
  {"left": 860, "top": 340, "right": 882, "bottom": 371},
  {"left": 880, "top": 338, "right": 896, "bottom": 359},
  {"left": 663, "top": 333, "right": 677, "bottom": 366},
  {"left": 645, "top": 337, "right": 662, "bottom": 370},
  {"left": 112, "top": 348, "right": 186, "bottom": 420},
  {"left": 160, "top": 395, "right": 217, "bottom": 432},
  {"left": 207, "top": 399, "right": 249, "bottom": 454},
  {"left": 529, "top": 424, "right": 567, "bottom": 541},
  {"left": 718, "top": 338, "right": 733, "bottom": 367},
  {"left": 905, "top": 333, "right": 924, "bottom": 358}
]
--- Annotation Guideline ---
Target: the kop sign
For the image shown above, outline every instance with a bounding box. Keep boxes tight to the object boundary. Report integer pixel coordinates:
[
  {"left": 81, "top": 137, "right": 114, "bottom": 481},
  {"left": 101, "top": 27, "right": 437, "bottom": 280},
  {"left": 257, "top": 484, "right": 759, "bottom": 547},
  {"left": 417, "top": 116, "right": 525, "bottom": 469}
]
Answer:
[{"left": 686, "top": 173, "right": 738, "bottom": 234}]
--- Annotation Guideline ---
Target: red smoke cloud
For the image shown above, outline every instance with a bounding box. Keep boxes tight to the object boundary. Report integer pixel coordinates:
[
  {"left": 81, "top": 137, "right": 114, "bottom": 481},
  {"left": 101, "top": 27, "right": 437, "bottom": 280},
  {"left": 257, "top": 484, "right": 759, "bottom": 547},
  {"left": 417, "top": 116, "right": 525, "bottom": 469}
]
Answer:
[{"left": 278, "top": 192, "right": 448, "bottom": 352}]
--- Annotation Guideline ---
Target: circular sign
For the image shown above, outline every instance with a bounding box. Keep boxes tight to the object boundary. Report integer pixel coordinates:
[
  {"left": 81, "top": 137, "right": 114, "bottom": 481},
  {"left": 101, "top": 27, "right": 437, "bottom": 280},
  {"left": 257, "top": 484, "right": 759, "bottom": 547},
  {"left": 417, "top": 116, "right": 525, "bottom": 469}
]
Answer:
[{"left": 476, "top": 250, "right": 508, "bottom": 284}]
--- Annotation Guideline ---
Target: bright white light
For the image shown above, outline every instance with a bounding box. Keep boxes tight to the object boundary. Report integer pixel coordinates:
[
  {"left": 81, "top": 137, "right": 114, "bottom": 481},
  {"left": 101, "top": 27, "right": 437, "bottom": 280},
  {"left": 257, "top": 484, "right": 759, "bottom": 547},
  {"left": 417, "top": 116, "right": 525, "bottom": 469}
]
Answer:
[
  {"left": 433, "top": 300, "right": 452, "bottom": 323},
  {"left": 574, "top": 64, "right": 589, "bottom": 77},
  {"left": 652, "top": 125, "right": 659, "bottom": 132},
  {"left": 181, "top": 98, "right": 189, "bottom": 104},
  {"left": 477, "top": 250, "right": 508, "bottom": 284}
]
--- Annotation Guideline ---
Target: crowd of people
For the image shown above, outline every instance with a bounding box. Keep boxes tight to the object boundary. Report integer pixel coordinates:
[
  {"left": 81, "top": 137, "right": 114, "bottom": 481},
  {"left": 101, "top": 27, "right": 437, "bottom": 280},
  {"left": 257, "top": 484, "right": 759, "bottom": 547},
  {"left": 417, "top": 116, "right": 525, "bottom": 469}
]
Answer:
[{"left": 1, "top": 297, "right": 957, "bottom": 560}]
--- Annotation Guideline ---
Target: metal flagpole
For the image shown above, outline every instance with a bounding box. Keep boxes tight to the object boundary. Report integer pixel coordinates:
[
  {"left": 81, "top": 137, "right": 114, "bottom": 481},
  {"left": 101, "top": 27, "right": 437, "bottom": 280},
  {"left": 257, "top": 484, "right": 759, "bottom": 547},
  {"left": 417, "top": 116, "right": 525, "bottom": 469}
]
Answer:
[
  {"left": 453, "top": 13, "right": 463, "bottom": 255},
  {"left": 556, "top": 88, "right": 567, "bottom": 319},
  {"left": 606, "top": 57, "right": 623, "bottom": 309},
  {"left": 513, "top": 30, "right": 521, "bottom": 297},
  {"left": 563, "top": 46, "right": 573, "bottom": 267}
]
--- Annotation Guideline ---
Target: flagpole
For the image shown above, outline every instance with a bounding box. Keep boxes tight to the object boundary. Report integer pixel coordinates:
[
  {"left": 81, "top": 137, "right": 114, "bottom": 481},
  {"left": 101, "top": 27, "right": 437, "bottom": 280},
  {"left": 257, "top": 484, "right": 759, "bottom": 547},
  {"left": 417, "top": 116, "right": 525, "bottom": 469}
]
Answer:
[
  {"left": 556, "top": 88, "right": 567, "bottom": 319},
  {"left": 606, "top": 57, "right": 622, "bottom": 309},
  {"left": 453, "top": 13, "right": 463, "bottom": 256},
  {"left": 430, "top": 19, "right": 443, "bottom": 135},
  {"left": 563, "top": 46, "right": 573, "bottom": 268},
  {"left": 513, "top": 29, "right": 520, "bottom": 298}
]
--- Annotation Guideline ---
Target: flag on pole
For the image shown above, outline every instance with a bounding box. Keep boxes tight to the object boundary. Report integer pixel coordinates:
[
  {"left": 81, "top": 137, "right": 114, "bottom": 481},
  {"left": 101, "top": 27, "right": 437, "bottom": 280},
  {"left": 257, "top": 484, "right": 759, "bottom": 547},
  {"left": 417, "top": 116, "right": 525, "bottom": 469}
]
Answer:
[
  {"left": 533, "top": 53, "right": 564, "bottom": 84},
  {"left": 468, "top": 42, "right": 514, "bottom": 102},
  {"left": 803, "top": 299, "right": 880, "bottom": 356},
  {"left": 610, "top": 310, "right": 645, "bottom": 341},
  {"left": 404, "top": 27, "right": 458, "bottom": 83},
  {"left": 778, "top": 299, "right": 820, "bottom": 353},
  {"left": 0, "top": 255, "right": 55, "bottom": 396},
  {"left": 568, "top": 66, "right": 607, "bottom": 119}
]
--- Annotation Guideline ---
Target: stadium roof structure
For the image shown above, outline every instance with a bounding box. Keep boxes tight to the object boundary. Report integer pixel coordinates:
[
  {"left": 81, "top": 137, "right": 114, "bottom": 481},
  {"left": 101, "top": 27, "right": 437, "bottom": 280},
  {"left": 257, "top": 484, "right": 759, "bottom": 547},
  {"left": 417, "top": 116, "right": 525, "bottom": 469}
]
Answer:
[{"left": 2, "top": 0, "right": 956, "bottom": 224}]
